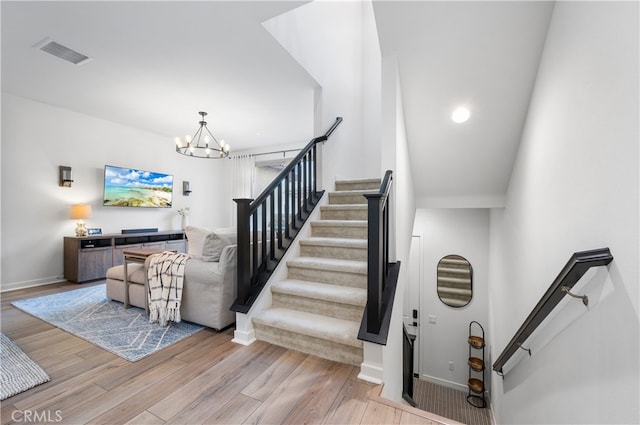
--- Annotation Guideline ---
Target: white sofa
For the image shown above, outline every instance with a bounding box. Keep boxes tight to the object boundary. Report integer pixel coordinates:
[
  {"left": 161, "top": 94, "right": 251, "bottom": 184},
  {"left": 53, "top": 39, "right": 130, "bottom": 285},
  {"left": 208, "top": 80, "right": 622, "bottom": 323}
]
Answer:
[{"left": 105, "top": 226, "right": 237, "bottom": 330}]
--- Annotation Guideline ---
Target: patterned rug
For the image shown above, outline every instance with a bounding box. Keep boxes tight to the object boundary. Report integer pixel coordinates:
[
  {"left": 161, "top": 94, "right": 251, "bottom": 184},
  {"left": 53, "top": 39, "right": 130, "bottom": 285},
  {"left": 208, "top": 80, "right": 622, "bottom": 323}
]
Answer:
[
  {"left": 1, "top": 333, "right": 50, "bottom": 400},
  {"left": 12, "top": 284, "right": 203, "bottom": 362}
]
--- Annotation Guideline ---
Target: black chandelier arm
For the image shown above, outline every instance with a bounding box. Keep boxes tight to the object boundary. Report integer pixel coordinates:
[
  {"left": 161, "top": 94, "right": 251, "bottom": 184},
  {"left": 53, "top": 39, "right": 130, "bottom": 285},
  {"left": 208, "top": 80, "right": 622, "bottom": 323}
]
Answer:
[
  {"left": 191, "top": 125, "right": 205, "bottom": 148},
  {"left": 175, "top": 111, "right": 229, "bottom": 159},
  {"left": 203, "top": 125, "right": 224, "bottom": 150}
]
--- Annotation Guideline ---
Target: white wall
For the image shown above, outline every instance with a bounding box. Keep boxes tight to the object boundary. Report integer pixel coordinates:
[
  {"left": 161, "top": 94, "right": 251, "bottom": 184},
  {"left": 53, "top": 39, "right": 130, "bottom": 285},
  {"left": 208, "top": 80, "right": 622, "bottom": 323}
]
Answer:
[
  {"left": 412, "top": 209, "right": 490, "bottom": 390},
  {"left": 1, "top": 94, "right": 232, "bottom": 291},
  {"left": 489, "top": 2, "right": 639, "bottom": 423},
  {"left": 263, "top": 0, "right": 382, "bottom": 188},
  {"left": 377, "top": 54, "right": 417, "bottom": 401},
  {"left": 360, "top": 0, "right": 382, "bottom": 177}
]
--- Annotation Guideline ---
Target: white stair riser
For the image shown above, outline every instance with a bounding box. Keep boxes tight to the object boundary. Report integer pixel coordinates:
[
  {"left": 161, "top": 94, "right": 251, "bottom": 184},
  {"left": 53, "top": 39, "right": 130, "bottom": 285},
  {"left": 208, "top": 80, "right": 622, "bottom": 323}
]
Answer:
[
  {"left": 287, "top": 265, "right": 367, "bottom": 288},
  {"left": 272, "top": 292, "right": 364, "bottom": 322},
  {"left": 320, "top": 208, "right": 368, "bottom": 221},
  {"left": 311, "top": 225, "right": 367, "bottom": 239},
  {"left": 254, "top": 323, "right": 363, "bottom": 366},
  {"left": 300, "top": 244, "right": 367, "bottom": 261}
]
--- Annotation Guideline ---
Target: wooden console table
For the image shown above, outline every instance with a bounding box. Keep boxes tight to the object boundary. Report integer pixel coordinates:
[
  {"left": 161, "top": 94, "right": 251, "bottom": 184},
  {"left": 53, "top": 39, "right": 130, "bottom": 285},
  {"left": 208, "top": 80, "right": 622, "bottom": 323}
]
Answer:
[
  {"left": 122, "top": 248, "right": 176, "bottom": 314},
  {"left": 63, "top": 230, "right": 185, "bottom": 283}
]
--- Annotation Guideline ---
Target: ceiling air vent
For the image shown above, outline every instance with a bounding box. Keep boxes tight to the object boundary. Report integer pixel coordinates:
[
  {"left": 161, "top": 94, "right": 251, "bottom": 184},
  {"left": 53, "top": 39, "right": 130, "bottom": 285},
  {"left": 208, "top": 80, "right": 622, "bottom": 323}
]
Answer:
[{"left": 34, "top": 38, "right": 92, "bottom": 65}]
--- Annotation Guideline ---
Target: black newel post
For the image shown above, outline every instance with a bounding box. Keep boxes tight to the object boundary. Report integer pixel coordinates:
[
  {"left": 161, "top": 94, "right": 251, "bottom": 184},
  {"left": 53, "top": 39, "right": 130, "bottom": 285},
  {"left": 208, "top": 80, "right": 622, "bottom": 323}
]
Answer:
[
  {"left": 234, "top": 198, "right": 252, "bottom": 305},
  {"left": 366, "top": 193, "right": 384, "bottom": 334}
]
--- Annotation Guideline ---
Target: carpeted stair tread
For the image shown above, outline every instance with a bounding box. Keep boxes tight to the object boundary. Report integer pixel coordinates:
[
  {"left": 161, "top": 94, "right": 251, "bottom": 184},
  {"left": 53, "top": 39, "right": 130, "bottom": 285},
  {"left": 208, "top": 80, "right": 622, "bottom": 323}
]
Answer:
[
  {"left": 272, "top": 279, "right": 366, "bottom": 306},
  {"left": 320, "top": 205, "right": 369, "bottom": 220},
  {"left": 330, "top": 189, "right": 378, "bottom": 195},
  {"left": 299, "top": 237, "right": 367, "bottom": 261},
  {"left": 335, "top": 178, "right": 381, "bottom": 184},
  {"left": 321, "top": 204, "right": 368, "bottom": 210},
  {"left": 328, "top": 190, "right": 377, "bottom": 205},
  {"left": 300, "top": 237, "right": 367, "bottom": 249},
  {"left": 335, "top": 178, "right": 381, "bottom": 191},
  {"left": 253, "top": 308, "right": 362, "bottom": 348},
  {"left": 311, "top": 220, "right": 367, "bottom": 228},
  {"left": 287, "top": 256, "right": 367, "bottom": 274}
]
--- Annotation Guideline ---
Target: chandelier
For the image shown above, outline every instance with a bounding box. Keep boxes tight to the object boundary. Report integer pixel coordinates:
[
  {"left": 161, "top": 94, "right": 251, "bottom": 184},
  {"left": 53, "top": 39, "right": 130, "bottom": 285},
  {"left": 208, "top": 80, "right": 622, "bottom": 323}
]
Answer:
[{"left": 175, "top": 111, "right": 230, "bottom": 158}]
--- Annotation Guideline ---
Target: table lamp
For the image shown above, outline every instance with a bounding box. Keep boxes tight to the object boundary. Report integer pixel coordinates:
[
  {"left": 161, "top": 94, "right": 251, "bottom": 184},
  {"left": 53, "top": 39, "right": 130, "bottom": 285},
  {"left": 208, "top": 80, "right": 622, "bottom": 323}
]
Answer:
[{"left": 70, "top": 204, "right": 92, "bottom": 237}]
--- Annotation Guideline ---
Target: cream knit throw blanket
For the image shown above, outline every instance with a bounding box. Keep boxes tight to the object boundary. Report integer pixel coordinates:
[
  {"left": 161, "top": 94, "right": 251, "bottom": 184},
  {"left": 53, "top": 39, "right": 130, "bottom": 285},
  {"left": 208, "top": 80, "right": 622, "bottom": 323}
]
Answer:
[{"left": 146, "top": 251, "right": 189, "bottom": 326}]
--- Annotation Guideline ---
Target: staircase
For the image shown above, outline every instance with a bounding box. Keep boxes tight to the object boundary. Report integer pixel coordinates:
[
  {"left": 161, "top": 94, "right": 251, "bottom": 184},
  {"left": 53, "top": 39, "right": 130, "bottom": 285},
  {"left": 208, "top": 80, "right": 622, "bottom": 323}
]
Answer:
[{"left": 252, "top": 178, "right": 380, "bottom": 366}]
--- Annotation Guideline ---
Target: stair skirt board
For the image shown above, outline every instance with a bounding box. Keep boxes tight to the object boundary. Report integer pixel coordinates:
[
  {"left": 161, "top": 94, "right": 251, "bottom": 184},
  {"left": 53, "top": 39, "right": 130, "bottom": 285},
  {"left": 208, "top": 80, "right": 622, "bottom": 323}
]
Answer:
[
  {"left": 272, "top": 292, "right": 364, "bottom": 322},
  {"left": 254, "top": 323, "right": 363, "bottom": 366}
]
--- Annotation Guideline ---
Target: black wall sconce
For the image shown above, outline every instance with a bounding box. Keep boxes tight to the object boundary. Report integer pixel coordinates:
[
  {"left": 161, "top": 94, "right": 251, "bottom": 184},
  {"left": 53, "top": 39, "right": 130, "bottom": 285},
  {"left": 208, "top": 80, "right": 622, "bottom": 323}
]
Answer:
[
  {"left": 59, "top": 166, "right": 73, "bottom": 187},
  {"left": 183, "top": 181, "right": 192, "bottom": 196}
]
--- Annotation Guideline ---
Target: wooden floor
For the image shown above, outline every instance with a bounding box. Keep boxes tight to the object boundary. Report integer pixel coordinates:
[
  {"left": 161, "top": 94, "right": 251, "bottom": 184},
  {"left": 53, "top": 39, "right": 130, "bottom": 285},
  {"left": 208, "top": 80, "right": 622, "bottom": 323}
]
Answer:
[{"left": 1, "top": 282, "right": 456, "bottom": 425}]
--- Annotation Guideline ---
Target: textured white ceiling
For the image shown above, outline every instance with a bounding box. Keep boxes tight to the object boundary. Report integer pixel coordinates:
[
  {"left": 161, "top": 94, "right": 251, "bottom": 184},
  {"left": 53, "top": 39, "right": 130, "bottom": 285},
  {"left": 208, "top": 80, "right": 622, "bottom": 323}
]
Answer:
[
  {"left": 2, "top": 1, "right": 555, "bottom": 204},
  {"left": 374, "top": 1, "right": 554, "bottom": 206},
  {"left": 1, "top": 1, "right": 316, "bottom": 151}
]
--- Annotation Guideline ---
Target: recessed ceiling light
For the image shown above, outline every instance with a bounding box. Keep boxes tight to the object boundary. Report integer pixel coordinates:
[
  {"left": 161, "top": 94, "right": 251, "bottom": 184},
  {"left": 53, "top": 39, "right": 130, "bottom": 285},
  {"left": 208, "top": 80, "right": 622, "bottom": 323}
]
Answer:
[{"left": 451, "top": 107, "right": 470, "bottom": 123}]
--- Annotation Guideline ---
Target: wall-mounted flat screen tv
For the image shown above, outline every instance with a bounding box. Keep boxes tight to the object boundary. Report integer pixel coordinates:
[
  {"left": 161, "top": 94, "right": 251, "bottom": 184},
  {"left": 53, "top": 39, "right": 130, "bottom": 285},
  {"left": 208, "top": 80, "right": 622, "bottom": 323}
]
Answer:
[{"left": 103, "top": 165, "right": 173, "bottom": 208}]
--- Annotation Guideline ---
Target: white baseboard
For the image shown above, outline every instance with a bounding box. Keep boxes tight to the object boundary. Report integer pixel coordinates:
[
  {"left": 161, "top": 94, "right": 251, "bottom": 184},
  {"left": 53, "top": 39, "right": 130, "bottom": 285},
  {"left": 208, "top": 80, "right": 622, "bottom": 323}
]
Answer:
[
  {"left": 0, "top": 277, "right": 65, "bottom": 293},
  {"left": 421, "top": 374, "right": 468, "bottom": 392},
  {"left": 358, "top": 362, "right": 384, "bottom": 384},
  {"left": 232, "top": 328, "right": 256, "bottom": 346}
]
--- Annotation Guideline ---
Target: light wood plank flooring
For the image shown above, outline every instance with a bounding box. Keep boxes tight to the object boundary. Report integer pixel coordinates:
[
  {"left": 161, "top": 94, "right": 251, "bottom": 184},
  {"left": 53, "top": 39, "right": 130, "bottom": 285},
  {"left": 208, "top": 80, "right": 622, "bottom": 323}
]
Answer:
[{"left": 1, "top": 281, "right": 457, "bottom": 425}]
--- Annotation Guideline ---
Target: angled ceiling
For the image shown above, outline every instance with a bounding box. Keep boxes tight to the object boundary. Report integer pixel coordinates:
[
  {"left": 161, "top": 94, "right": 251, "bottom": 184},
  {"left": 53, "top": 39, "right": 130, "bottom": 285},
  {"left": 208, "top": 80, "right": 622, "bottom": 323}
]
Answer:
[
  {"left": 374, "top": 1, "right": 555, "bottom": 206},
  {"left": 2, "top": 1, "right": 555, "bottom": 205},
  {"left": 1, "top": 1, "right": 316, "bottom": 150}
]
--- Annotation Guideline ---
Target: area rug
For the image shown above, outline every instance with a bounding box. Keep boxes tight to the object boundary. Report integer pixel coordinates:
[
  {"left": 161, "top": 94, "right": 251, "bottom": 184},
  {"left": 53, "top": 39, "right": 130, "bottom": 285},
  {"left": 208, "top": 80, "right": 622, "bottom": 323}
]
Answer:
[
  {"left": 1, "top": 333, "right": 50, "bottom": 400},
  {"left": 12, "top": 284, "right": 203, "bottom": 362}
]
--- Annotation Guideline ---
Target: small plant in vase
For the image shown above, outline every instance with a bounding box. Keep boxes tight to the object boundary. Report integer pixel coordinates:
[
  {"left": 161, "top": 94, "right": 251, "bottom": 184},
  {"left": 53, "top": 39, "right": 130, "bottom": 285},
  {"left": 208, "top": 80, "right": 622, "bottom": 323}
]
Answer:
[{"left": 178, "top": 207, "right": 191, "bottom": 229}]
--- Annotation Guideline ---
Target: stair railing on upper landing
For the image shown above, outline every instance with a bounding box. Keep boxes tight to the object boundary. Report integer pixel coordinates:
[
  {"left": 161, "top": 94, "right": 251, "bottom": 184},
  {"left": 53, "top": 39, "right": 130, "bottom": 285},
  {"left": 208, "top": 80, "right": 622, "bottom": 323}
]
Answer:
[
  {"left": 358, "top": 170, "right": 401, "bottom": 344},
  {"left": 231, "top": 117, "right": 343, "bottom": 314}
]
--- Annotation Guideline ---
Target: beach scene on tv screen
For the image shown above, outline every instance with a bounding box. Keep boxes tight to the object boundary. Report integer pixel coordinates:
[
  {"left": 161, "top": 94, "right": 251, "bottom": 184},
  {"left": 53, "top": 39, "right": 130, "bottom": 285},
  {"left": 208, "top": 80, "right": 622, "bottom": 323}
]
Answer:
[{"left": 104, "top": 166, "right": 173, "bottom": 208}]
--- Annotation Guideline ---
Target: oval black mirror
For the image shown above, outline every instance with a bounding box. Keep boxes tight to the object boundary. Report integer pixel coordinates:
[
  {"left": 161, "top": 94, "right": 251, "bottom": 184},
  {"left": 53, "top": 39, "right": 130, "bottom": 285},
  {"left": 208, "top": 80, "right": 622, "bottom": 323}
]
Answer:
[{"left": 437, "top": 255, "right": 472, "bottom": 307}]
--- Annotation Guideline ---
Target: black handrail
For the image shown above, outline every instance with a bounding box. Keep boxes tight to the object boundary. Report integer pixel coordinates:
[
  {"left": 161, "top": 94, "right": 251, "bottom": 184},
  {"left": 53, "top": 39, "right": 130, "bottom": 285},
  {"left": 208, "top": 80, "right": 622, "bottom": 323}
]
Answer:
[
  {"left": 492, "top": 247, "right": 613, "bottom": 374},
  {"left": 231, "top": 117, "right": 343, "bottom": 313}
]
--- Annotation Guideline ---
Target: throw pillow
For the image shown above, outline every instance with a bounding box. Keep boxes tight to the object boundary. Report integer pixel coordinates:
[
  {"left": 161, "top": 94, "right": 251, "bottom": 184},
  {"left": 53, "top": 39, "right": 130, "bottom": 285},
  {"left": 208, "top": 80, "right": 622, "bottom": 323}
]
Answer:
[
  {"left": 201, "top": 227, "right": 237, "bottom": 262},
  {"left": 184, "top": 225, "right": 210, "bottom": 259}
]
